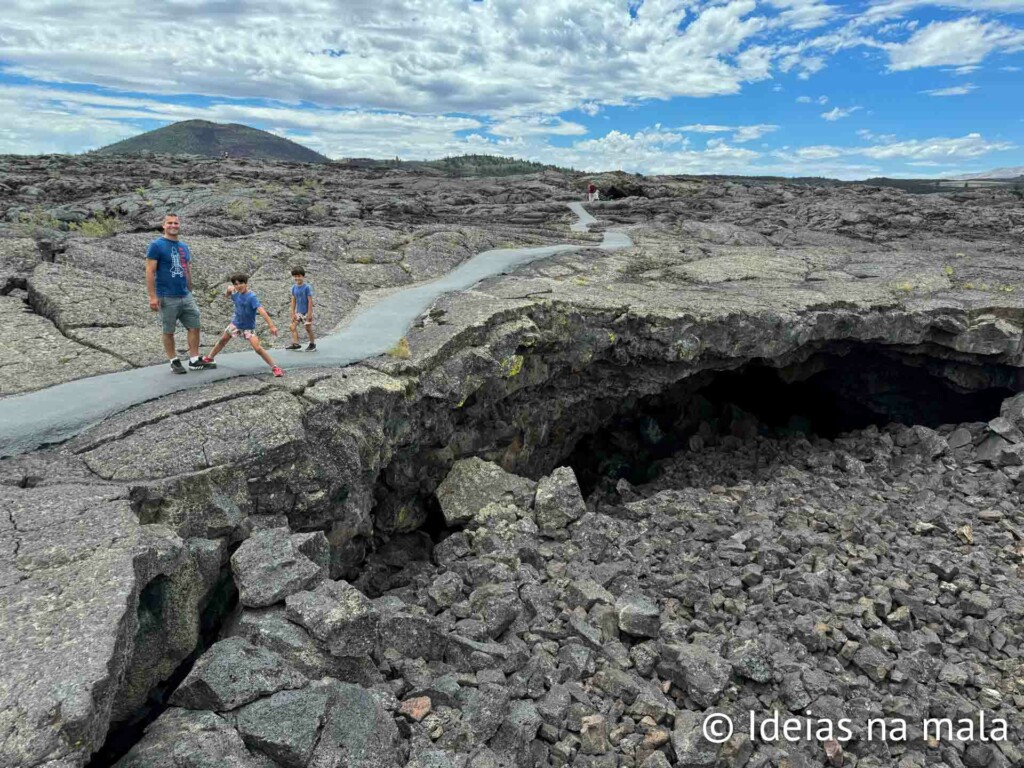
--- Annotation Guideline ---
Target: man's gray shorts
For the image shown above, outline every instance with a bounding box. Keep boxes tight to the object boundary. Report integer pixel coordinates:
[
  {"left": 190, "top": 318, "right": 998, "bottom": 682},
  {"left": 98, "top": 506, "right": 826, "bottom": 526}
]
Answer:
[{"left": 158, "top": 295, "right": 201, "bottom": 334}]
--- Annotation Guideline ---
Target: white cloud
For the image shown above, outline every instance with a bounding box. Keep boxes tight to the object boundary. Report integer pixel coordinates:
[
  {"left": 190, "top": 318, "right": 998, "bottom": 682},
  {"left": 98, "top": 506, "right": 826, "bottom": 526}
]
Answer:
[
  {"left": 866, "top": 1, "right": 1024, "bottom": 23},
  {"left": 0, "top": 0, "right": 785, "bottom": 119},
  {"left": 859, "top": 132, "right": 1014, "bottom": 159},
  {"left": 796, "top": 94, "right": 829, "bottom": 103},
  {"left": 783, "top": 145, "right": 845, "bottom": 159},
  {"left": 796, "top": 95, "right": 813, "bottom": 102},
  {"left": 677, "top": 123, "right": 779, "bottom": 142},
  {"left": 488, "top": 116, "right": 588, "bottom": 137},
  {"left": 733, "top": 124, "right": 780, "bottom": 142},
  {"left": 778, "top": 51, "right": 830, "bottom": 79},
  {"left": 921, "top": 83, "right": 978, "bottom": 96},
  {"left": 858, "top": 128, "right": 898, "bottom": 143},
  {"left": 886, "top": 17, "right": 1024, "bottom": 71},
  {"left": 773, "top": 131, "right": 1015, "bottom": 167},
  {"left": 821, "top": 105, "right": 862, "bottom": 120},
  {"left": 797, "top": 56, "right": 827, "bottom": 78},
  {"left": 766, "top": 0, "right": 839, "bottom": 31},
  {"left": 678, "top": 124, "right": 734, "bottom": 133}
]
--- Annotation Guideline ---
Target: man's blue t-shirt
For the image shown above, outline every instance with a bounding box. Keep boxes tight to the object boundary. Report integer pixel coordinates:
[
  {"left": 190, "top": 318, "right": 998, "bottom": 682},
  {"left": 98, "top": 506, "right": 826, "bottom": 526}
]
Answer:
[
  {"left": 231, "top": 291, "right": 261, "bottom": 330},
  {"left": 291, "top": 283, "right": 312, "bottom": 314},
  {"left": 146, "top": 238, "right": 191, "bottom": 297}
]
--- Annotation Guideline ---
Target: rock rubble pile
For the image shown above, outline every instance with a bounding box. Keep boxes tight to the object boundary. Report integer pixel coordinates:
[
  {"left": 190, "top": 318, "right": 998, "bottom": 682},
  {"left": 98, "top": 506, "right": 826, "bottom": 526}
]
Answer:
[{"left": 119, "top": 394, "right": 1024, "bottom": 768}]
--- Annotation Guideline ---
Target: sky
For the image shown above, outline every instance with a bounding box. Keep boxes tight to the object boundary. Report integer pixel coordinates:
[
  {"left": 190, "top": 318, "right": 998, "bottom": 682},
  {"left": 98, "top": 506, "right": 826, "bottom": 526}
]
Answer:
[{"left": 0, "top": 0, "right": 1022, "bottom": 179}]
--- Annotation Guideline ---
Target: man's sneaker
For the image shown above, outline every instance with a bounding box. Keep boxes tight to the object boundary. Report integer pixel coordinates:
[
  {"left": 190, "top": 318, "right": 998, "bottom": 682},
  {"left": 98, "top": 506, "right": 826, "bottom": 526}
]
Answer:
[
  {"left": 200, "top": 356, "right": 217, "bottom": 369},
  {"left": 188, "top": 357, "right": 209, "bottom": 371},
  {"left": 305, "top": 343, "right": 317, "bottom": 352},
  {"left": 272, "top": 366, "right": 284, "bottom": 377},
  {"left": 170, "top": 358, "right": 186, "bottom": 375},
  {"left": 285, "top": 343, "right": 301, "bottom": 350}
]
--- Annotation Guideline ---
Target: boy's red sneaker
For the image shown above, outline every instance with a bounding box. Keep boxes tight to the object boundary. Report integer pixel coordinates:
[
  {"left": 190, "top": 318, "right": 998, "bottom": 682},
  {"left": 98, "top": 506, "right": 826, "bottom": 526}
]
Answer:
[{"left": 272, "top": 366, "right": 284, "bottom": 377}]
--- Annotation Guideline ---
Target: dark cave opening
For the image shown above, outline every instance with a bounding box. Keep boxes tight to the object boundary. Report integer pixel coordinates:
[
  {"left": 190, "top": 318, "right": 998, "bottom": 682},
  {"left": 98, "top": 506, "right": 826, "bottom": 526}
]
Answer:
[
  {"left": 87, "top": 568, "right": 239, "bottom": 768},
  {"left": 567, "top": 346, "right": 1017, "bottom": 496}
]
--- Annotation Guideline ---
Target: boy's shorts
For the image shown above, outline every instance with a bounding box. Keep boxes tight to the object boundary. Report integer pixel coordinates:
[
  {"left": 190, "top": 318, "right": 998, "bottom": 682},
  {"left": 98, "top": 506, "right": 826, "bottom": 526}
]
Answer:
[
  {"left": 295, "top": 312, "right": 313, "bottom": 326},
  {"left": 158, "top": 295, "right": 201, "bottom": 334},
  {"left": 225, "top": 323, "right": 257, "bottom": 340}
]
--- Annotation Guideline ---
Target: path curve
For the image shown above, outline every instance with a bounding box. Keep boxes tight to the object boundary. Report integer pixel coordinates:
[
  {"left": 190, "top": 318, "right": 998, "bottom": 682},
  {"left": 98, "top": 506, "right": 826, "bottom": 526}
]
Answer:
[{"left": 0, "top": 204, "right": 632, "bottom": 457}]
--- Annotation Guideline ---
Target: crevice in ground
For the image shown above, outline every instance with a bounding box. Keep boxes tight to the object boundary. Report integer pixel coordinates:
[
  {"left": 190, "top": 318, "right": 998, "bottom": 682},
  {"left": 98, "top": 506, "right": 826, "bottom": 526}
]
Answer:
[
  {"left": 21, "top": 283, "right": 139, "bottom": 368},
  {"left": 1, "top": 277, "right": 28, "bottom": 296},
  {"left": 7, "top": 507, "right": 20, "bottom": 561},
  {"left": 85, "top": 564, "right": 240, "bottom": 768},
  {"left": 69, "top": 384, "right": 275, "bottom": 454}
]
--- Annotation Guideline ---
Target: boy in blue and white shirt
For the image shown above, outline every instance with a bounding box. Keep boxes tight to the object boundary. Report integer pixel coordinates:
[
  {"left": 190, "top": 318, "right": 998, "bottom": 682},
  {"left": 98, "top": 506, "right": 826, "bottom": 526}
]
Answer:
[
  {"left": 201, "top": 273, "right": 284, "bottom": 377},
  {"left": 286, "top": 265, "right": 316, "bottom": 351}
]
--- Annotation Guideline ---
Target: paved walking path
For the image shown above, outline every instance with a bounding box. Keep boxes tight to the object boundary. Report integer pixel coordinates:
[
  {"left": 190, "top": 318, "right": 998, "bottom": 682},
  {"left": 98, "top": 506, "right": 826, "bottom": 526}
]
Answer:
[{"left": 0, "top": 203, "right": 630, "bottom": 457}]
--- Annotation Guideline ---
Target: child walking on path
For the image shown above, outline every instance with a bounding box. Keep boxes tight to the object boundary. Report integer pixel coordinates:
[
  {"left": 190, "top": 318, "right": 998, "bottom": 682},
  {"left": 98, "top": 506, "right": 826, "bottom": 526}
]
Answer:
[
  {"left": 202, "top": 273, "right": 284, "bottom": 377},
  {"left": 286, "top": 266, "right": 316, "bottom": 351}
]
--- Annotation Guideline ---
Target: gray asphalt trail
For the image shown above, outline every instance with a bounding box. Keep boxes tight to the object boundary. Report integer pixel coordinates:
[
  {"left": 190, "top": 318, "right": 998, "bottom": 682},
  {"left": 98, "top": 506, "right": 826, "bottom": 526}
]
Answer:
[{"left": 0, "top": 203, "right": 630, "bottom": 457}]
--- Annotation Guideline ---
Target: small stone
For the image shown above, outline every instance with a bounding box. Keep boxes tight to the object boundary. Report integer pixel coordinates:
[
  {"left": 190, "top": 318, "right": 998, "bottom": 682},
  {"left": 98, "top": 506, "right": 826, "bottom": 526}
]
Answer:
[
  {"left": 947, "top": 427, "right": 973, "bottom": 449},
  {"left": 938, "top": 662, "right": 969, "bottom": 686},
  {"left": 657, "top": 642, "right": 732, "bottom": 707},
  {"left": 435, "top": 457, "right": 536, "bottom": 526},
  {"left": 670, "top": 710, "right": 719, "bottom": 767},
  {"left": 824, "top": 739, "right": 843, "bottom": 766},
  {"left": 233, "top": 684, "right": 331, "bottom": 767},
  {"left": 728, "top": 638, "right": 773, "bottom": 683},
  {"left": 641, "top": 751, "right": 673, "bottom": 768},
  {"left": 284, "top": 579, "right": 378, "bottom": 656},
  {"left": 616, "top": 594, "right": 661, "bottom": 638},
  {"left": 115, "top": 708, "right": 261, "bottom": 767},
  {"left": 924, "top": 555, "right": 959, "bottom": 581},
  {"left": 399, "top": 696, "right": 432, "bottom": 722},
  {"left": 580, "top": 714, "right": 610, "bottom": 755},
  {"left": 886, "top": 605, "right": 912, "bottom": 630},
  {"left": 534, "top": 466, "right": 587, "bottom": 536},
  {"left": 960, "top": 590, "right": 992, "bottom": 617},
  {"left": 230, "top": 528, "right": 327, "bottom": 608},
  {"left": 169, "top": 637, "right": 306, "bottom": 712},
  {"left": 979, "top": 687, "right": 1002, "bottom": 707},
  {"left": 852, "top": 645, "right": 893, "bottom": 682},
  {"left": 565, "top": 579, "right": 615, "bottom": 611}
]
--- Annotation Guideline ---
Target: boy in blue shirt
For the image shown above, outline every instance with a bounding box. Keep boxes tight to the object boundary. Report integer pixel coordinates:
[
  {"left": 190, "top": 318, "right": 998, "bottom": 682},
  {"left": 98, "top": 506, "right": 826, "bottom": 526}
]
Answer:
[
  {"left": 286, "top": 265, "right": 316, "bottom": 351},
  {"left": 201, "top": 273, "right": 284, "bottom": 377}
]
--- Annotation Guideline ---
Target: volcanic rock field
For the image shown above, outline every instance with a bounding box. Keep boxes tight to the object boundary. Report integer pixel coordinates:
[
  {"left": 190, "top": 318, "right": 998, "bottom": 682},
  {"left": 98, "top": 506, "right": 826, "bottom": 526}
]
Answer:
[{"left": 1, "top": 153, "right": 1024, "bottom": 767}]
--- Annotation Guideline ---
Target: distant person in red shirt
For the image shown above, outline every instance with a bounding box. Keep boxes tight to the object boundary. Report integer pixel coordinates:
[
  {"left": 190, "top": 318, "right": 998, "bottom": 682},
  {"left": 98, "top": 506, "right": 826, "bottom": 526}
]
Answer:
[{"left": 587, "top": 183, "right": 599, "bottom": 202}]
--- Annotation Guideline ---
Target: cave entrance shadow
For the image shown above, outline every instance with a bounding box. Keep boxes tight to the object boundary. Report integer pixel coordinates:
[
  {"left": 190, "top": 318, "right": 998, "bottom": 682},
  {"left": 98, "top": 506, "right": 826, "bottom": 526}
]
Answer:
[{"left": 567, "top": 346, "right": 1017, "bottom": 496}]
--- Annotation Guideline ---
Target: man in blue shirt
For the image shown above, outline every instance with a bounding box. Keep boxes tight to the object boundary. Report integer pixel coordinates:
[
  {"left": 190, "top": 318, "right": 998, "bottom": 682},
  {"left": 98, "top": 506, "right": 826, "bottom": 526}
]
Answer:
[{"left": 145, "top": 213, "right": 208, "bottom": 374}]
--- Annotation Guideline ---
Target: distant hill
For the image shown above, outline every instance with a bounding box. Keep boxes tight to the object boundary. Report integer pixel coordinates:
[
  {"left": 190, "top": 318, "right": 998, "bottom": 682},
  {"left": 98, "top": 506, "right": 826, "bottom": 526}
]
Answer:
[
  {"left": 94, "top": 120, "right": 330, "bottom": 164},
  {"left": 336, "top": 154, "right": 570, "bottom": 177},
  {"left": 949, "top": 166, "right": 1024, "bottom": 181}
]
